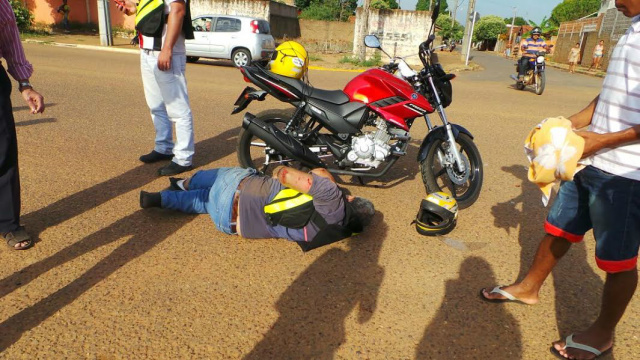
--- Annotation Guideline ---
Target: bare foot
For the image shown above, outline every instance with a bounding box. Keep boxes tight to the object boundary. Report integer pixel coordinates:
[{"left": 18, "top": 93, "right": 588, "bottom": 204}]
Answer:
[
  {"left": 480, "top": 284, "right": 539, "bottom": 305},
  {"left": 552, "top": 329, "right": 613, "bottom": 360}
]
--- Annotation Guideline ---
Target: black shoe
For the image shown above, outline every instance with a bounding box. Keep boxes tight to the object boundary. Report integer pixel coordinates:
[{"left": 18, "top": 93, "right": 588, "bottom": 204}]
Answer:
[
  {"left": 140, "top": 191, "right": 162, "bottom": 208},
  {"left": 165, "top": 177, "right": 185, "bottom": 191},
  {"left": 139, "top": 150, "right": 173, "bottom": 164},
  {"left": 158, "top": 162, "right": 192, "bottom": 176}
]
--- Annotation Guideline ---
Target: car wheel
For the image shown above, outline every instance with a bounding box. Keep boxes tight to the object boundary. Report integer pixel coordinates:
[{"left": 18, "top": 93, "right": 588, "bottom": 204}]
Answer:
[
  {"left": 232, "top": 49, "right": 251, "bottom": 67},
  {"left": 186, "top": 56, "right": 200, "bottom": 63}
]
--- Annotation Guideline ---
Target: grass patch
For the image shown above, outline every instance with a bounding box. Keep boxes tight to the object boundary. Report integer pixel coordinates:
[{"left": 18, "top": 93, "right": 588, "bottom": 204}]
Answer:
[
  {"left": 338, "top": 52, "right": 382, "bottom": 67},
  {"left": 309, "top": 54, "right": 323, "bottom": 61}
]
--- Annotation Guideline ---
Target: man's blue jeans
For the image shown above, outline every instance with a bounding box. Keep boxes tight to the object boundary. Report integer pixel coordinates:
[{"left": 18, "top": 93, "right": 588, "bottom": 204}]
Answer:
[{"left": 160, "top": 167, "right": 256, "bottom": 234}]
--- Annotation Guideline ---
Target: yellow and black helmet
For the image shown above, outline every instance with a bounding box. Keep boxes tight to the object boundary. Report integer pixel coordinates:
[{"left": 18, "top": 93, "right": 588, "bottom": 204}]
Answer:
[
  {"left": 414, "top": 192, "right": 458, "bottom": 236},
  {"left": 269, "top": 41, "right": 309, "bottom": 79}
]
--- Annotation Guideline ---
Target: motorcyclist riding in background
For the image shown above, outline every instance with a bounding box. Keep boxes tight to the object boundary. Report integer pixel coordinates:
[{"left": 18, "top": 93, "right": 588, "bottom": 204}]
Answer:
[{"left": 518, "top": 27, "right": 547, "bottom": 81}]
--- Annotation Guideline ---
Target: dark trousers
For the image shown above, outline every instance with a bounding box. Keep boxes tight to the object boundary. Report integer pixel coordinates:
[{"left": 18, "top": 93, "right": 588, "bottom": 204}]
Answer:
[
  {"left": 0, "top": 66, "right": 21, "bottom": 233},
  {"left": 518, "top": 57, "right": 533, "bottom": 76}
]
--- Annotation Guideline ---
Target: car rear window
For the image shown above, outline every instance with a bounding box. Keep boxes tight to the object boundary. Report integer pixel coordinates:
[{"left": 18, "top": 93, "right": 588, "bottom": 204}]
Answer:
[
  {"left": 258, "top": 20, "right": 270, "bottom": 34},
  {"left": 215, "top": 17, "right": 241, "bottom": 32}
]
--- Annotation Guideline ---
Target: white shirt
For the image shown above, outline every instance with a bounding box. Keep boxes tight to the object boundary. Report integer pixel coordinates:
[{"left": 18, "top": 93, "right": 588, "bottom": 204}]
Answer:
[
  {"left": 139, "top": 0, "right": 185, "bottom": 54},
  {"left": 584, "top": 15, "right": 640, "bottom": 180}
]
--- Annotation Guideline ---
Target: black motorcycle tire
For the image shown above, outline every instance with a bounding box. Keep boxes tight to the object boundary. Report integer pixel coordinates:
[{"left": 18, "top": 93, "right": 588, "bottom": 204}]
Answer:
[
  {"left": 535, "top": 72, "right": 546, "bottom": 95},
  {"left": 237, "top": 109, "right": 302, "bottom": 175},
  {"left": 420, "top": 133, "right": 483, "bottom": 209}
]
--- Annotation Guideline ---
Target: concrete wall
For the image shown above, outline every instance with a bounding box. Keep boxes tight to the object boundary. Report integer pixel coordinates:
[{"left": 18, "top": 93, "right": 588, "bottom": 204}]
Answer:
[
  {"left": 295, "top": 19, "right": 353, "bottom": 53},
  {"left": 26, "top": 0, "right": 298, "bottom": 38},
  {"left": 553, "top": 8, "right": 632, "bottom": 69},
  {"left": 353, "top": 8, "right": 432, "bottom": 62}
]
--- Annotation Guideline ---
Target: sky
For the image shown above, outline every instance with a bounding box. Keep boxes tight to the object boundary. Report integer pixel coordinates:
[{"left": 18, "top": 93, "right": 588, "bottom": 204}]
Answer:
[{"left": 396, "top": 0, "right": 566, "bottom": 24}]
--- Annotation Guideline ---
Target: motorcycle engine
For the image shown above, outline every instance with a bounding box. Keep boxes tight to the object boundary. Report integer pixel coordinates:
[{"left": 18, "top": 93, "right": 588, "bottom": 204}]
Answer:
[{"left": 346, "top": 118, "right": 392, "bottom": 168}]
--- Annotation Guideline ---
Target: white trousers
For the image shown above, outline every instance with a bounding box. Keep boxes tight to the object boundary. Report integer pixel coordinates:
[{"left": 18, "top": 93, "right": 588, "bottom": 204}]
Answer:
[{"left": 140, "top": 50, "right": 194, "bottom": 166}]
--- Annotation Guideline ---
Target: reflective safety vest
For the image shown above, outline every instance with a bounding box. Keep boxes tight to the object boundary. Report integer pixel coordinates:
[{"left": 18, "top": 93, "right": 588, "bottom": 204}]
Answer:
[
  {"left": 264, "top": 188, "right": 364, "bottom": 252},
  {"left": 135, "top": 0, "right": 194, "bottom": 51}
]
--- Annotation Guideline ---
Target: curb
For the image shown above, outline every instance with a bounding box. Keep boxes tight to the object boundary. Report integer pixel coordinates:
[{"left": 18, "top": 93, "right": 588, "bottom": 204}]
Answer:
[
  {"left": 545, "top": 61, "right": 606, "bottom": 78},
  {"left": 24, "top": 39, "right": 140, "bottom": 55}
]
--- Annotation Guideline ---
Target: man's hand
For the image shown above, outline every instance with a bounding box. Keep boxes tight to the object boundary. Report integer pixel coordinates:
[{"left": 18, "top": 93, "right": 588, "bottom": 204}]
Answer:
[
  {"left": 158, "top": 49, "right": 172, "bottom": 71},
  {"left": 20, "top": 88, "right": 45, "bottom": 114},
  {"left": 114, "top": 0, "right": 136, "bottom": 15},
  {"left": 577, "top": 131, "right": 607, "bottom": 158}
]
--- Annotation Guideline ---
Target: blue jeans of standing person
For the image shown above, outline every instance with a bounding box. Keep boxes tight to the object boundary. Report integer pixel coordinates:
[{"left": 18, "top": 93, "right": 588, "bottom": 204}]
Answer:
[
  {"left": 140, "top": 50, "right": 194, "bottom": 167},
  {"left": 160, "top": 167, "right": 257, "bottom": 234}
]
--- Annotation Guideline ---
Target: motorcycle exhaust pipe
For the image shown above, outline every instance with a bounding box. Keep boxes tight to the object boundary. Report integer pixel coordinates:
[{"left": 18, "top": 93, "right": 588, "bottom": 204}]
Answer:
[{"left": 242, "top": 113, "right": 325, "bottom": 169}]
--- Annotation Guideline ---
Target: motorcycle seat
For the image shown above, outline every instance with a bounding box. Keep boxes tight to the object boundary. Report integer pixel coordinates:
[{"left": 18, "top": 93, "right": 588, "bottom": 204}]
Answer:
[{"left": 268, "top": 71, "right": 350, "bottom": 105}]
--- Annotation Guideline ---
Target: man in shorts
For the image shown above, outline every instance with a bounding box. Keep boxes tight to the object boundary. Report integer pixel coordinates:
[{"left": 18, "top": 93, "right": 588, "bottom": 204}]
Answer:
[{"left": 481, "top": 1, "right": 640, "bottom": 358}]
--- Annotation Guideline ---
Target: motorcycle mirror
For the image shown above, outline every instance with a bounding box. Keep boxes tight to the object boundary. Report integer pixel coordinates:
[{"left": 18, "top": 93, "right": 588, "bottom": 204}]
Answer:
[
  {"left": 431, "top": 0, "right": 440, "bottom": 22},
  {"left": 364, "top": 35, "right": 381, "bottom": 49}
]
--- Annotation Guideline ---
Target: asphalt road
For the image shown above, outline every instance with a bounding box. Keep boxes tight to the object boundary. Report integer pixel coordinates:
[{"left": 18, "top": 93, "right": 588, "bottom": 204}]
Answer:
[{"left": 1, "top": 44, "right": 636, "bottom": 359}]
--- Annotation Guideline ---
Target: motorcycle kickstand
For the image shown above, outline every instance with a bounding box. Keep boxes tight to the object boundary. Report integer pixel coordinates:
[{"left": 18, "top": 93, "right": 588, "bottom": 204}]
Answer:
[{"left": 357, "top": 176, "right": 365, "bottom": 185}]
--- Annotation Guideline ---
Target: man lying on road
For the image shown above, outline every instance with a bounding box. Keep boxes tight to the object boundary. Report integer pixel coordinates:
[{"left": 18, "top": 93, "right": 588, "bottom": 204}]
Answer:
[{"left": 140, "top": 166, "right": 375, "bottom": 251}]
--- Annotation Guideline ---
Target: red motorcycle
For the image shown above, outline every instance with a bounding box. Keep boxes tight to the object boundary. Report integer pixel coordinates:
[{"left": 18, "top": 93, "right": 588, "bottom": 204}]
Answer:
[{"left": 231, "top": 2, "right": 482, "bottom": 208}]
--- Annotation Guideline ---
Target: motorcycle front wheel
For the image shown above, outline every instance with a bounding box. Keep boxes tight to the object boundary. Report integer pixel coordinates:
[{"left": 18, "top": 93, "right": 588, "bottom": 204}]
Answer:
[
  {"left": 535, "top": 72, "right": 546, "bottom": 95},
  {"left": 237, "top": 109, "right": 305, "bottom": 176},
  {"left": 420, "top": 133, "right": 483, "bottom": 209}
]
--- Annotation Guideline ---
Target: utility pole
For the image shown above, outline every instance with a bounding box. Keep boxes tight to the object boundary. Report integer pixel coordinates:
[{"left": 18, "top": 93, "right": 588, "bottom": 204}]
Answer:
[
  {"left": 357, "top": 0, "right": 372, "bottom": 61},
  {"left": 461, "top": 0, "right": 476, "bottom": 62},
  {"left": 97, "top": 0, "right": 113, "bottom": 46},
  {"left": 451, "top": 0, "right": 459, "bottom": 27},
  {"left": 508, "top": 7, "right": 517, "bottom": 45}
]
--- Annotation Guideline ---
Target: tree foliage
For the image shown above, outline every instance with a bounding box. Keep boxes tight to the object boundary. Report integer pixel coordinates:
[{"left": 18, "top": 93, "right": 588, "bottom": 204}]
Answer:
[
  {"left": 416, "top": 0, "right": 448, "bottom": 13},
  {"left": 299, "top": 0, "right": 357, "bottom": 21},
  {"left": 549, "top": 0, "right": 601, "bottom": 26},
  {"left": 504, "top": 16, "right": 528, "bottom": 26},
  {"left": 473, "top": 15, "right": 506, "bottom": 42},
  {"left": 371, "top": 0, "right": 400, "bottom": 10},
  {"left": 10, "top": 0, "right": 32, "bottom": 31},
  {"left": 528, "top": 16, "right": 558, "bottom": 37},
  {"left": 435, "top": 14, "right": 464, "bottom": 41}
]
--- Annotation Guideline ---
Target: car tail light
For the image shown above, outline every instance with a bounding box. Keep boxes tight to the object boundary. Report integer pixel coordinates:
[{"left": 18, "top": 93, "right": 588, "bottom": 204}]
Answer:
[{"left": 250, "top": 20, "right": 259, "bottom": 34}]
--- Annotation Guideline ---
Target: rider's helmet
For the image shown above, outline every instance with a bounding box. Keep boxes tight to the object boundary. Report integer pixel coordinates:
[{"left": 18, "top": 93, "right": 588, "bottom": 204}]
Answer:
[
  {"left": 414, "top": 192, "right": 458, "bottom": 236},
  {"left": 531, "top": 27, "right": 542, "bottom": 36},
  {"left": 269, "top": 41, "right": 309, "bottom": 79}
]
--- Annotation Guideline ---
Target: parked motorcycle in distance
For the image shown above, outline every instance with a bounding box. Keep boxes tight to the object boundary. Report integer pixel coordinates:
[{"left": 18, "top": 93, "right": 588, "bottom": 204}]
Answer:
[
  {"left": 231, "top": 1, "right": 483, "bottom": 209},
  {"left": 511, "top": 51, "right": 547, "bottom": 95}
]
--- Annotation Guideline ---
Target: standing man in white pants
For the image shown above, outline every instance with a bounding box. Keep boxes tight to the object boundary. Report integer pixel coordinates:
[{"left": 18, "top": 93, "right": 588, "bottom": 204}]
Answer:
[{"left": 116, "top": 0, "right": 195, "bottom": 176}]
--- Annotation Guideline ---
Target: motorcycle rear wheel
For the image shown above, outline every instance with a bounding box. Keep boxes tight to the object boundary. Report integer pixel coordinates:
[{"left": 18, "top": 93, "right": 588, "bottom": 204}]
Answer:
[
  {"left": 420, "top": 133, "right": 483, "bottom": 209},
  {"left": 237, "top": 109, "right": 306, "bottom": 176}
]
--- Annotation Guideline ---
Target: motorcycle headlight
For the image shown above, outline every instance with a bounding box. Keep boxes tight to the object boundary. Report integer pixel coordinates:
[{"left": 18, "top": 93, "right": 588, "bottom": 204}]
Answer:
[{"left": 537, "top": 56, "right": 545, "bottom": 64}]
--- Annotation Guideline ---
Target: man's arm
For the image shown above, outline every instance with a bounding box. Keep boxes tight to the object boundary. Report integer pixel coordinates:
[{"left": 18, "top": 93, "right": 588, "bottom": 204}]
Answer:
[
  {"left": 157, "top": 1, "right": 186, "bottom": 71},
  {"left": 114, "top": 0, "right": 137, "bottom": 16},
  {"left": 0, "top": 7, "right": 45, "bottom": 114},
  {"left": 579, "top": 125, "right": 640, "bottom": 158},
  {"left": 569, "top": 95, "right": 598, "bottom": 130}
]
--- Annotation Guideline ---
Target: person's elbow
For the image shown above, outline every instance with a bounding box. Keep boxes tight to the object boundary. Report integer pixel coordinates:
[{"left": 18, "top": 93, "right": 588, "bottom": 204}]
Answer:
[{"left": 170, "top": 2, "right": 186, "bottom": 17}]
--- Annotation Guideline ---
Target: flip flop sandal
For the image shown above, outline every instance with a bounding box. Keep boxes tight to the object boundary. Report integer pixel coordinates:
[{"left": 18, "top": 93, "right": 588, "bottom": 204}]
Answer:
[
  {"left": 550, "top": 334, "right": 613, "bottom": 359},
  {"left": 3, "top": 227, "right": 34, "bottom": 251},
  {"left": 479, "top": 286, "right": 527, "bottom": 304}
]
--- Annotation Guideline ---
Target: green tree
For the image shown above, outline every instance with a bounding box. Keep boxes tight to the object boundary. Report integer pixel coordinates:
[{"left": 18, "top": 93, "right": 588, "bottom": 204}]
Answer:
[
  {"left": 528, "top": 16, "right": 558, "bottom": 37},
  {"left": 416, "top": 0, "right": 448, "bottom": 13},
  {"left": 10, "top": 0, "right": 32, "bottom": 31},
  {"left": 435, "top": 14, "right": 464, "bottom": 40},
  {"left": 299, "top": 0, "right": 357, "bottom": 21},
  {"left": 504, "top": 16, "right": 528, "bottom": 26},
  {"left": 473, "top": 15, "right": 506, "bottom": 42},
  {"left": 371, "top": 0, "right": 400, "bottom": 10},
  {"left": 549, "top": 0, "right": 601, "bottom": 27}
]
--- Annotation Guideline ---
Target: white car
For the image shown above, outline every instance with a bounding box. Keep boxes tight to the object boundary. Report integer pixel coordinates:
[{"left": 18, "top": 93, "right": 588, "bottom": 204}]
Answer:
[{"left": 186, "top": 15, "right": 276, "bottom": 67}]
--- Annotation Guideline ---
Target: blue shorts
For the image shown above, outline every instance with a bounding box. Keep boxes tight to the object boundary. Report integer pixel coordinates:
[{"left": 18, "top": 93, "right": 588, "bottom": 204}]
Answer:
[{"left": 545, "top": 166, "right": 640, "bottom": 273}]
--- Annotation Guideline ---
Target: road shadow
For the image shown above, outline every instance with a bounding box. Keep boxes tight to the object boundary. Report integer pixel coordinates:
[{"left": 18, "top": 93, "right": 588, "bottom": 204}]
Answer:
[
  {"left": 490, "top": 165, "right": 609, "bottom": 357},
  {"left": 15, "top": 117, "right": 56, "bottom": 126},
  {"left": 12, "top": 103, "right": 57, "bottom": 112},
  {"left": 0, "top": 128, "right": 240, "bottom": 349},
  {"left": 416, "top": 257, "right": 523, "bottom": 359},
  {"left": 243, "top": 213, "right": 387, "bottom": 359}
]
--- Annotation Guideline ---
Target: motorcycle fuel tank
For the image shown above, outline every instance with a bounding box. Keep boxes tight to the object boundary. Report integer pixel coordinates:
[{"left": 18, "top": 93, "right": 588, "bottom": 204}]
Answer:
[{"left": 343, "top": 68, "right": 434, "bottom": 131}]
